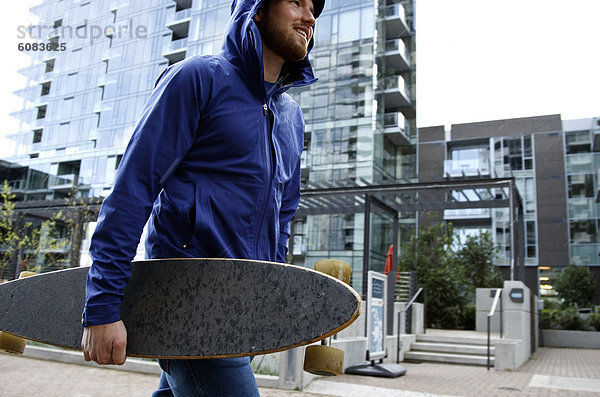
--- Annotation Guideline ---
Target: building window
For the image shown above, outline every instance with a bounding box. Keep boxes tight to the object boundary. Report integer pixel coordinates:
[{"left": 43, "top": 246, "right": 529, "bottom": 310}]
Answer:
[
  {"left": 526, "top": 221, "right": 536, "bottom": 258},
  {"left": 446, "top": 145, "right": 490, "bottom": 176},
  {"left": 36, "top": 105, "right": 47, "bottom": 119},
  {"left": 568, "top": 174, "right": 595, "bottom": 198},
  {"left": 494, "top": 135, "right": 533, "bottom": 172},
  {"left": 40, "top": 82, "right": 51, "bottom": 96},
  {"left": 44, "top": 59, "right": 55, "bottom": 73},
  {"left": 566, "top": 130, "right": 591, "bottom": 154},
  {"left": 570, "top": 220, "right": 597, "bottom": 244},
  {"left": 33, "top": 129, "right": 43, "bottom": 143}
]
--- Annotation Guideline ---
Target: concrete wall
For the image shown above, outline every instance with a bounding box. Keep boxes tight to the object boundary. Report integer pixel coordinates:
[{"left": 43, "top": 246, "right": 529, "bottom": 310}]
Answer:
[
  {"left": 475, "top": 288, "right": 503, "bottom": 333},
  {"left": 451, "top": 115, "right": 562, "bottom": 140},
  {"left": 533, "top": 130, "right": 570, "bottom": 271},
  {"left": 542, "top": 330, "right": 600, "bottom": 348},
  {"left": 502, "top": 281, "right": 532, "bottom": 368},
  {"left": 476, "top": 281, "right": 536, "bottom": 370}
]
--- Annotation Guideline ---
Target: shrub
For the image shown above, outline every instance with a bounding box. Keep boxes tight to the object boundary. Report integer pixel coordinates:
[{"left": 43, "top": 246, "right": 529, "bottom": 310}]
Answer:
[
  {"left": 554, "top": 266, "right": 596, "bottom": 307},
  {"left": 589, "top": 310, "right": 600, "bottom": 331},
  {"left": 560, "top": 307, "right": 587, "bottom": 331},
  {"left": 461, "top": 304, "right": 476, "bottom": 330},
  {"left": 541, "top": 308, "right": 561, "bottom": 329}
]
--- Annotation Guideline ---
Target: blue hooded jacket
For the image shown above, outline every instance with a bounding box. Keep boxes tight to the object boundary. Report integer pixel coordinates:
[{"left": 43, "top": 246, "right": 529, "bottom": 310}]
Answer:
[{"left": 83, "top": 0, "right": 322, "bottom": 326}]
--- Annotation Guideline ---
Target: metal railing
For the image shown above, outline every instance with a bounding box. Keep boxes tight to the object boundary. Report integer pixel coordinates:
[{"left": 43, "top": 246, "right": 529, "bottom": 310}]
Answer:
[
  {"left": 397, "top": 287, "right": 424, "bottom": 364},
  {"left": 394, "top": 270, "right": 412, "bottom": 302},
  {"left": 487, "top": 288, "right": 503, "bottom": 370}
]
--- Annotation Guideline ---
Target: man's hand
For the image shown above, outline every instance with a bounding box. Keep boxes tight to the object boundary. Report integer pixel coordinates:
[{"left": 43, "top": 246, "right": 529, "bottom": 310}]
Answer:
[{"left": 81, "top": 320, "right": 127, "bottom": 365}]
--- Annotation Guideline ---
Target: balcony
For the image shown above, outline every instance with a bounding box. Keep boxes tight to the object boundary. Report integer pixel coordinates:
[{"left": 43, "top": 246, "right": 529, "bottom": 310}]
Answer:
[
  {"left": 96, "top": 74, "right": 116, "bottom": 87},
  {"left": 444, "top": 208, "right": 491, "bottom": 220},
  {"left": 166, "top": 8, "right": 192, "bottom": 26},
  {"left": 381, "top": 4, "right": 411, "bottom": 38},
  {"left": 444, "top": 159, "right": 490, "bottom": 177},
  {"left": 174, "top": 0, "right": 193, "bottom": 10},
  {"left": 166, "top": 13, "right": 190, "bottom": 40},
  {"left": 48, "top": 174, "right": 78, "bottom": 190},
  {"left": 101, "top": 48, "right": 113, "bottom": 61},
  {"left": 33, "top": 96, "right": 50, "bottom": 107},
  {"left": 110, "top": 0, "right": 128, "bottom": 11},
  {"left": 381, "top": 39, "right": 410, "bottom": 72},
  {"left": 380, "top": 112, "right": 410, "bottom": 146},
  {"left": 163, "top": 37, "right": 188, "bottom": 64},
  {"left": 7, "top": 179, "right": 27, "bottom": 192},
  {"left": 378, "top": 75, "right": 411, "bottom": 108}
]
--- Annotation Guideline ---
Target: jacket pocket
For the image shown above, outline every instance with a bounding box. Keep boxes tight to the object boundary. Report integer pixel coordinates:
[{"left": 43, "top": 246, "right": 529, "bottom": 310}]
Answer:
[{"left": 156, "top": 180, "right": 196, "bottom": 250}]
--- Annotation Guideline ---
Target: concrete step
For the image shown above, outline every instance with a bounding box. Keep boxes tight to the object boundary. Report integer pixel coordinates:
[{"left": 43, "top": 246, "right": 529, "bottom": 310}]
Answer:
[
  {"left": 410, "top": 341, "right": 494, "bottom": 356},
  {"left": 404, "top": 351, "right": 494, "bottom": 366},
  {"left": 416, "top": 333, "right": 500, "bottom": 346}
]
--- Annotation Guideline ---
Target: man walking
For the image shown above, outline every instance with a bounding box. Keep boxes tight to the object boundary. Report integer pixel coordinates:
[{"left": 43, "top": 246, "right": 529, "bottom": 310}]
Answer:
[{"left": 81, "top": 0, "right": 324, "bottom": 395}]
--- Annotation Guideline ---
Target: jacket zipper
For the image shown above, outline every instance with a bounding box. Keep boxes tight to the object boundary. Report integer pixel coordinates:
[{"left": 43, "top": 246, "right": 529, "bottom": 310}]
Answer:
[{"left": 255, "top": 102, "right": 274, "bottom": 258}]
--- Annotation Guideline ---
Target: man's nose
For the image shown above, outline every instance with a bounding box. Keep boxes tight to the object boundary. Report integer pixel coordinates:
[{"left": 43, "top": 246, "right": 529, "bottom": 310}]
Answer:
[{"left": 302, "top": 3, "right": 316, "bottom": 27}]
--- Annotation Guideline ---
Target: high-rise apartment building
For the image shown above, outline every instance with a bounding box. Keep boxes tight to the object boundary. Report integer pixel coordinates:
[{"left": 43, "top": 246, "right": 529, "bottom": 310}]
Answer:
[
  {"left": 419, "top": 115, "right": 600, "bottom": 300},
  {"left": 7, "top": 0, "right": 417, "bottom": 291}
]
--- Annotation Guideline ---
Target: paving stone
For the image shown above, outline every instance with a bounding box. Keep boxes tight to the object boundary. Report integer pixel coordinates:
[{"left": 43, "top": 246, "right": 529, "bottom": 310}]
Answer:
[{"left": 1, "top": 347, "right": 599, "bottom": 396}]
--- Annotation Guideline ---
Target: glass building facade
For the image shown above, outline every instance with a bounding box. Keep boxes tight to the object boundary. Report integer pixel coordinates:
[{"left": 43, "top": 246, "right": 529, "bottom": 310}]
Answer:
[
  {"left": 8, "top": 0, "right": 417, "bottom": 293},
  {"left": 565, "top": 118, "right": 600, "bottom": 267}
]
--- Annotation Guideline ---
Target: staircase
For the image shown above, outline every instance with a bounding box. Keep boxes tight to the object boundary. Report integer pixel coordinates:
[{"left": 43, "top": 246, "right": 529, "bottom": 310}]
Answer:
[{"left": 404, "top": 330, "right": 500, "bottom": 367}]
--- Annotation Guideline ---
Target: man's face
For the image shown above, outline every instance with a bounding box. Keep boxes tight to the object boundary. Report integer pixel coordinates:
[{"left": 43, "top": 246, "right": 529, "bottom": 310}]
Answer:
[{"left": 255, "top": 0, "right": 316, "bottom": 63}]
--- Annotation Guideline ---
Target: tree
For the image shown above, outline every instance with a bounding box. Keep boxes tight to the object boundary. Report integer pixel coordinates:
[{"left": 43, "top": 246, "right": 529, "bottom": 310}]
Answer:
[
  {"left": 399, "top": 221, "right": 468, "bottom": 329},
  {"left": 554, "top": 265, "right": 596, "bottom": 307},
  {"left": 399, "top": 220, "right": 503, "bottom": 330},
  {"left": 0, "top": 182, "right": 73, "bottom": 278},
  {"left": 0, "top": 181, "right": 29, "bottom": 278},
  {"left": 457, "top": 232, "right": 503, "bottom": 295}
]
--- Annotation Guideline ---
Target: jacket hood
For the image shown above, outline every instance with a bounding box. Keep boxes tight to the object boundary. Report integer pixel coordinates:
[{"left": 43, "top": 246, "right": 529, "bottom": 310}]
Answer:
[{"left": 222, "top": 0, "right": 321, "bottom": 88}]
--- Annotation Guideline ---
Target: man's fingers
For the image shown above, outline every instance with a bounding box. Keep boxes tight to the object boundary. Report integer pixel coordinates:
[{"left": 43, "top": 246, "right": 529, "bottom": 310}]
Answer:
[
  {"left": 112, "top": 338, "right": 127, "bottom": 365},
  {"left": 81, "top": 321, "right": 127, "bottom": 366}
]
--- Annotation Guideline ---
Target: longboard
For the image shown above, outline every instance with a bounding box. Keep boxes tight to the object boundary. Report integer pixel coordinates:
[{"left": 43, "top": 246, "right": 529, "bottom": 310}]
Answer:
[{"left": 0, "top": 258, "right": 361, "bottom": 359}]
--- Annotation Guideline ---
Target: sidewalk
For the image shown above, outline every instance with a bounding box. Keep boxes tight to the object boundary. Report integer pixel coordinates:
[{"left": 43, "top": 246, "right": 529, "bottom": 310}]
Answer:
[{"left": 1, "top": 347, "right": 600, "bottom": 396}]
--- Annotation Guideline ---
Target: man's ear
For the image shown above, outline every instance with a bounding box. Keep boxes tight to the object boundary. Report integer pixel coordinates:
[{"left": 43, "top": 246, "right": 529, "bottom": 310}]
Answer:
[{"left": 254, "top": 7, "right": 264, "bottom": 23}]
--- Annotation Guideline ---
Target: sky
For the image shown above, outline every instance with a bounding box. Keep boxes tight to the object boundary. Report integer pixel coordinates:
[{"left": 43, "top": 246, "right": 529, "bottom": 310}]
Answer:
[{"left": 0, "top": 0, "right": 599, "bottom": 156}]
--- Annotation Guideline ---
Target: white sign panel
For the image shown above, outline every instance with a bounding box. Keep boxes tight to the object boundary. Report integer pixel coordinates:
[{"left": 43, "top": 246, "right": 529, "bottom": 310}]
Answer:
[{"left": 366, "top": 271, "right": 387, "bottom": 361}]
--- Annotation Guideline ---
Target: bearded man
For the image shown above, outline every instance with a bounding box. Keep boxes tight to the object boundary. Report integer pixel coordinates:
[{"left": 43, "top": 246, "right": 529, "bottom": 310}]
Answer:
[{"left": 81, "top": 1, "right": 324, "bottom": 396}]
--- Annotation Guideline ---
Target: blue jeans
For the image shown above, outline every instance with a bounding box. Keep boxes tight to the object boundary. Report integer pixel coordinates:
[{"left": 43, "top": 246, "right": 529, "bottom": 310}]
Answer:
[{"left": 151, "top": 357, "right": 259, "bottom": 397}]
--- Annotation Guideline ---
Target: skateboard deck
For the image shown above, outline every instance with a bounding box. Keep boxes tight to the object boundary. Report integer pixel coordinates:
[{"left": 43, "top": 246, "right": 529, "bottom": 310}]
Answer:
[{"left": 0, "top": 258, "right": 361, "bottom": 359}]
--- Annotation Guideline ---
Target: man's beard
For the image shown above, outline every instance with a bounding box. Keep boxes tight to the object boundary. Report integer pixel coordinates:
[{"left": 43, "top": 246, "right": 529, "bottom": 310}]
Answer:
[{"left": 256, "top": 16, "right": 309, "bottom": 63}]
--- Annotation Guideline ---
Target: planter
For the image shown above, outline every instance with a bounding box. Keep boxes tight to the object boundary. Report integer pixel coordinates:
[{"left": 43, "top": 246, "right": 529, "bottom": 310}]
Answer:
[{"left": 542, "top": 329, "right": 600, "bottom": 349}]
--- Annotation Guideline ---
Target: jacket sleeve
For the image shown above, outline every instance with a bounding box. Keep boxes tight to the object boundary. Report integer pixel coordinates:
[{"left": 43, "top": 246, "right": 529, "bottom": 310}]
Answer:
[
  {"left": 277, "top": 158, "right": 301, "bottom": 263},
  {"left": 82, "top": 59, "right": 204, "bottom": 326}
]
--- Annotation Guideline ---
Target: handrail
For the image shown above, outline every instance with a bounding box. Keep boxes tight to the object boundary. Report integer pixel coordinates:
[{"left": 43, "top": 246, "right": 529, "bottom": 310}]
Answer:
[
  {"left": 487, "top": 288, "right": 503, "bottom": 370},
  {"left": 397, "top": 287, "right": 424, "bottom": 363}
]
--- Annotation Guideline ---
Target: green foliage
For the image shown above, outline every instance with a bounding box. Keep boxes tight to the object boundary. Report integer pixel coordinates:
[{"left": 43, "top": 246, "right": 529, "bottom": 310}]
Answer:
[
  {"left": 399, "top": 222, "right": 465, "bottom": 328},
  {"left": 559, "top": 307, "right": 587, "bottom": 330},
  {"left": 457, "top": 232, "right": 503, "bottom": 290},
  {"left": 554, "top": 265, "right": 596, "bottom": 307},
  {"left": 541, "top": 305, "right": 600, "bottom": 331},
  {"left": 589, "top": 310, "right": 600, "bottom": 331},
  {"left": 0, "top": 181, "right": 30, "bottom": 275},
  {"left": 540, "top": 308, "right": 561, "bottom": 329},
  {"left": 399, "top": 221, "right": 501, "bottom": 329},
  {"left": 0, "top": 182, "right": 71, "bottom": 277}
]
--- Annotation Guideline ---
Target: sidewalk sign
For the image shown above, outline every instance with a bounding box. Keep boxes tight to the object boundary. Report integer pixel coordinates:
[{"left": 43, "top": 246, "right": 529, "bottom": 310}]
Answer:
[{"left": 345, "top": 271, "right": 406, "bottom": 378}]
